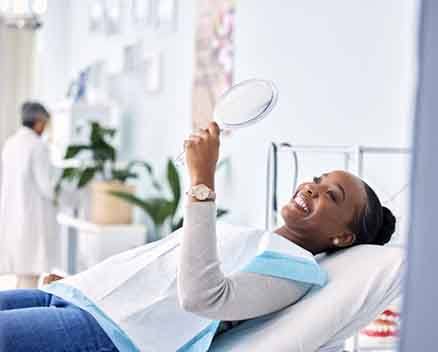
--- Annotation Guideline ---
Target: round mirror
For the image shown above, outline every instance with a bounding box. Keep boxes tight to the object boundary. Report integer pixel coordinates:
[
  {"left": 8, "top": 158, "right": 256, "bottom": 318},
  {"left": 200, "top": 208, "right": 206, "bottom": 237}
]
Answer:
[
  {"left": 214, "top": 79, "right": 278, "bottom": 129},
  {"left": 175, "top": 79, "right": 278, "bottom": 165}
]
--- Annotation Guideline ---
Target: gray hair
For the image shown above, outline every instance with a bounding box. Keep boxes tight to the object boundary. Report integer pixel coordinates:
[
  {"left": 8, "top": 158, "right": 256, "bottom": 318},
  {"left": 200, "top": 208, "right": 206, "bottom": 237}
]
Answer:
[{"left": 21, "top": 101, "right": 50, "bottom": 128}]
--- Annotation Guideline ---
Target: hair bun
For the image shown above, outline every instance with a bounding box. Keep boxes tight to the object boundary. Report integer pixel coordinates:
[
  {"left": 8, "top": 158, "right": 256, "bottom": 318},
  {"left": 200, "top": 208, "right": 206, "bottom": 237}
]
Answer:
[{"left": 374, "top": 206, "right": 396, "bottom": 245}]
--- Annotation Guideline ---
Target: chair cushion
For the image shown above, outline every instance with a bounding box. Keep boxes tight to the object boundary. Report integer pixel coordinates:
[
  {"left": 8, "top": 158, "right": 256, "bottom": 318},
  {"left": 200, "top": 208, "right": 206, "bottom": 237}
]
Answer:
[{"left": 210, "top": 245, "right": 404, "bottom": 352}]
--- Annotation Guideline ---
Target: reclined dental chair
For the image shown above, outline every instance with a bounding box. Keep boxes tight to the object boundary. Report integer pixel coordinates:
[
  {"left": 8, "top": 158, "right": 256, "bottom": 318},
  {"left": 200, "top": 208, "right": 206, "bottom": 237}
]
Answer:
[
  {"left": 210, "top": 244, "right": 404, "bottom": 352},
  {"left": 210, "top": 143, "right": 405, "bottom": 351}
]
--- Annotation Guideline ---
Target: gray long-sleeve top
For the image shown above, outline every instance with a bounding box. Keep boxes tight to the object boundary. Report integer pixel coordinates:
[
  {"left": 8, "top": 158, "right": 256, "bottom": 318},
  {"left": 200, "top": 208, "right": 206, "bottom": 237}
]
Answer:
[{"left": 177, "top": 201, "right": 311, "bottom": 322}]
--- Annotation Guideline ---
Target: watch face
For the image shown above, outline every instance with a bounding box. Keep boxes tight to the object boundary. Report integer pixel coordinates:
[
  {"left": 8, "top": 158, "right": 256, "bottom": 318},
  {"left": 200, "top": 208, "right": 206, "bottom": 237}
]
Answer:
[{"left": 194, "top": 184, "right": 210, "bottom": 200}]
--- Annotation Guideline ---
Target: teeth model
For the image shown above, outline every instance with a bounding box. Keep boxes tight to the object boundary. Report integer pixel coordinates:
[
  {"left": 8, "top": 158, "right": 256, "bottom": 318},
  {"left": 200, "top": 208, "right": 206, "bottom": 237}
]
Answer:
[{"left": 360, "top": 308, "right": 400, "bottom": 343}]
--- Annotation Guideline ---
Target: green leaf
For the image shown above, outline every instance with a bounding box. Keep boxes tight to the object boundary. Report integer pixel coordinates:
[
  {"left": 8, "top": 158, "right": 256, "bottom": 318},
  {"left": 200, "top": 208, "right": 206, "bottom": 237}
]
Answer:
[
  {"left": 77, "top": 167, "right": 97, "bottom": 188},
  {"left": 127, "top": 160, "right": 161, "bottom": 190},
  {"left": 60, "top": 167, "right": 78, "bottom": 181},
  {"left": 111, "top": 169, "right": 138, "bottom": 183},
  {"left": 109, "top": 192, "right": 174, "bottom": 226},
  {"left": 64, "top": 145, "right": 89, "bottom": 159},
  {"left": 216, "top": 208, "right": 229, "bottom": 218},
  {"left": 142, "top": 198, "right": 174, "bottom": 225},
  {"left": 157, "top": 201, "right": 176, "bottom": 225},
  {"left": 166, "top": 159, "right": 181, "bottom": 215},
  {"left": 171, "top": 217, "right": 184, "bottom": 232},
  {"left": 54, "top": 182, "right": 62, "bottom": 205},
  {"left": 93, "top": 142, "right": 116, "bottom": 162},
  {"left": 127, "top": 160, "right": 153, "bottom": 175},
  {"left": 109, "top": 191, "right": 148, "bottom": 208},
  {"left": 90, "top": 122, "right": 103, "bottom": 145},
  {"left": 55, "top": 167, "right": 79, "bottom": 193},
  {"left": 90, "top": 121, "right": 116, "bottom": 146},
  {"left": 98, "top": 124, "right": 116, "bottom": 138}
]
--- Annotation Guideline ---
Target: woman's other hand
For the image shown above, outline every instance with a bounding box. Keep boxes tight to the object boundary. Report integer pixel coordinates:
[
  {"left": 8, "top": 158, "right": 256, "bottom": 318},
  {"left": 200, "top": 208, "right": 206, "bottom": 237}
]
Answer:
[
  {"left": 42, "top": 274, "right": 64, "bottom": 285},
  {"left": 184, "top": 122, "right": 220, "bottom": 189}
]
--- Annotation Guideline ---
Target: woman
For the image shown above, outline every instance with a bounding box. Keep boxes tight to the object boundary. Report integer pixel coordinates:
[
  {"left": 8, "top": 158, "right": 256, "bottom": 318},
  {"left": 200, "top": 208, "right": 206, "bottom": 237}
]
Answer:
[{"left": 0, "top": 122, "right": 396, "bottom": 352}]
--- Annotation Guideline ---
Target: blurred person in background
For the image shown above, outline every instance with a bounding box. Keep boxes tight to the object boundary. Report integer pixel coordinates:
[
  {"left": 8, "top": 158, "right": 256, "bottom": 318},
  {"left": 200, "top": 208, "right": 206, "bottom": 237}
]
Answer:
[{"left": 0, "top": 101, "right": 59, "bottom": 288}]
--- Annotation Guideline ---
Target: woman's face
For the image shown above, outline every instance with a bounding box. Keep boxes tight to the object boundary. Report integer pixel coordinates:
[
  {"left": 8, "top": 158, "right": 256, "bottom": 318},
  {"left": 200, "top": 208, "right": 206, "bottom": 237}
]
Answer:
[{"left": 281, "top": 170, "right": 367, "bottom": 251}]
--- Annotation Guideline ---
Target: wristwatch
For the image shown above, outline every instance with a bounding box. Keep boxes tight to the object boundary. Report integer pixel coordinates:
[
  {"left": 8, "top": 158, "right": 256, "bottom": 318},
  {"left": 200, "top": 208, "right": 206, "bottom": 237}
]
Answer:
[{"left": 186, "top": 184, "right": 216, "bottom": 201}]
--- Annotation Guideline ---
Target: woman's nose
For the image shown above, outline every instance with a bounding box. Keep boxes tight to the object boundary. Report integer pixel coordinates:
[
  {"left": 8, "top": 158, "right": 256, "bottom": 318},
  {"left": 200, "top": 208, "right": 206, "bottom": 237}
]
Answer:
[{"left": 304, "top": 185, "right": 318, "bottom": 197}]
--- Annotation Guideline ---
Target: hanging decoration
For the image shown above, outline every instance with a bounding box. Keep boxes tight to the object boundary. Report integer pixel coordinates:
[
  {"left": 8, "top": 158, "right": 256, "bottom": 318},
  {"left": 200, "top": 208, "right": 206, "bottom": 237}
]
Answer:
[{"left": 191, "top": 0, "right": 235, "bottom": 130}]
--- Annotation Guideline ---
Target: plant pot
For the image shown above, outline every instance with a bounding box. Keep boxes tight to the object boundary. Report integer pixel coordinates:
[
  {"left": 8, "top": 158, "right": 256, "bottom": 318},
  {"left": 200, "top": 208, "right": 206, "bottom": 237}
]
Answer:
[{"left": 90, "top": 181, "right": 135, "bottom": 225}]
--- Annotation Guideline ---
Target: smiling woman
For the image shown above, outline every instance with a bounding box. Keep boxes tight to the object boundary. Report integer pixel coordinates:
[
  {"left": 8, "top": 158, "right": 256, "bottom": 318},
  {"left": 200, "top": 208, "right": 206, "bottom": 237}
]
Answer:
[{"left": 276, "top": 170, "right": 395, "bottom": 255}]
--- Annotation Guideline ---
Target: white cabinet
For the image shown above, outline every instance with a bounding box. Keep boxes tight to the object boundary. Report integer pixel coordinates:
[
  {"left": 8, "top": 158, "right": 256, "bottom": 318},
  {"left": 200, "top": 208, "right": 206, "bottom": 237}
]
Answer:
[{"left": 57, "top": 213, "right": 147, "bottom": 274}]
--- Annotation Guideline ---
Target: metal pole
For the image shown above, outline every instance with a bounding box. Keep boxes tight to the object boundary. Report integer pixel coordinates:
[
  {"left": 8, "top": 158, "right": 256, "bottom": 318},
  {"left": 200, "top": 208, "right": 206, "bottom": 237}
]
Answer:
[
  {"left": 343, "top": 152, "right": 350, "bottom": 172},
  {"left": 265, "top": 143, "right": 278, "bottom": 230}
]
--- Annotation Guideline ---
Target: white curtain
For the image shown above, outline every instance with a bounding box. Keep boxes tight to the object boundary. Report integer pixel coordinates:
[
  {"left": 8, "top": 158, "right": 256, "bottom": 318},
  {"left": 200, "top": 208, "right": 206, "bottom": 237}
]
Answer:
[{"left": 0, "top": 21, "right": 37, "bottom": 189}]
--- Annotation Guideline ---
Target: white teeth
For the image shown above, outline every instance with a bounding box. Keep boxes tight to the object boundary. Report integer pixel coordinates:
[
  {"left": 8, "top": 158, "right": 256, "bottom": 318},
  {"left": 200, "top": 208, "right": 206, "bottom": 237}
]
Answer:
[{"left": 294, "top": 195, "right": 309, "bottom": 213}]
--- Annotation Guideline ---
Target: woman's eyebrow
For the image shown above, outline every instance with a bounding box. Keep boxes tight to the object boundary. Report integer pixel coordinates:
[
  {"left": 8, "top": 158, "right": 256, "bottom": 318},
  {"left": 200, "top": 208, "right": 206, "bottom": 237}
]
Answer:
[{"left": 321, "top": 174, "right": 346, "bottom": 201}]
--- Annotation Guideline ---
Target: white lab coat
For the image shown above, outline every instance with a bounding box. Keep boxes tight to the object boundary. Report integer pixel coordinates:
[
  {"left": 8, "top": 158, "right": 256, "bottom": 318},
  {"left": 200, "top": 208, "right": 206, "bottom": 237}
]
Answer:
[{"left": 0, "top": 127, "right": 59, "bottom": 275}]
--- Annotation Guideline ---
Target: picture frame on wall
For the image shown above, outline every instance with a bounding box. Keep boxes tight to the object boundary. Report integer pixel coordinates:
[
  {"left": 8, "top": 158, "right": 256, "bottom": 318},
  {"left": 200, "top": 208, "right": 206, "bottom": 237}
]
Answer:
[
  {"left": 123, "top": 41, "right": 144, "bottom": 72},
  {"left": 104, "top": 0, "right": 122, "bottom": 35},
  {"left": 132, "top": 0, "right": 153, "bottom": 25},
  {"left": 89, "top": 0, "right": 105, "bottom": 32},
  {"left": 155, "top": 0, "right": 177, "bottom": 32},
  {"left": 142, "top": 51, "right": 162, "bottom": 93}
]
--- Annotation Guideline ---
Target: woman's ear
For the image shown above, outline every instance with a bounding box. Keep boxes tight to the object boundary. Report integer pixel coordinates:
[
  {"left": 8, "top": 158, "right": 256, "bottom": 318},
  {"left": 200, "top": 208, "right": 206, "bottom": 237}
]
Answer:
[{"left": 332, "top": 232, "right": 356, "bottom": 248}]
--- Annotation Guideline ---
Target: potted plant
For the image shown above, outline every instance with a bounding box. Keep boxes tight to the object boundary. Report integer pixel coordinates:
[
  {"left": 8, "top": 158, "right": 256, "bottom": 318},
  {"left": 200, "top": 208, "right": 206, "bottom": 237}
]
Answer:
[
  {"left": 55, "top": 121, "right": 155, "bottom": 225},
  {"left": 110, "top": 158, "right": 229, "bottom": 240}
]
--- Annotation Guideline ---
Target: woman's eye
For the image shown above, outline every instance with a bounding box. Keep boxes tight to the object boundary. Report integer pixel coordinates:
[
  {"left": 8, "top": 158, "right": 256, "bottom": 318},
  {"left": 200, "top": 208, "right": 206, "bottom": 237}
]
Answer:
[
  {"left": 328, "top": 191, "right": 337, "bottom": 202},
  {"left": 313, "top": 176, "right": 321, "bottom": 184}
]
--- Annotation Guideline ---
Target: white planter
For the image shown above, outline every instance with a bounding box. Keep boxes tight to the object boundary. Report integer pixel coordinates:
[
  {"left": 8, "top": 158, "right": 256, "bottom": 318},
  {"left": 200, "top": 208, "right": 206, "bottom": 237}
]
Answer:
[{"left": 90, "top": 180, "right": 135, "bottom": 225}]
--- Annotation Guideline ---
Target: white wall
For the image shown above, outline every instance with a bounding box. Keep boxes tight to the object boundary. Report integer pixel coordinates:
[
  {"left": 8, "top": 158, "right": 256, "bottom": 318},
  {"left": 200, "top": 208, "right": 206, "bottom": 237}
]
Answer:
[
  {"left": 219, "top": 0, "right": 418, "bottom": 229},
  {"left": 37, "top": 1, "right": 418, "bottom": 233},
  {"left": 39, "top": 0, "right": 195, "bottom": 169},
  {"left": 36, "top": 0, "right": 71, "bottom": 106}
]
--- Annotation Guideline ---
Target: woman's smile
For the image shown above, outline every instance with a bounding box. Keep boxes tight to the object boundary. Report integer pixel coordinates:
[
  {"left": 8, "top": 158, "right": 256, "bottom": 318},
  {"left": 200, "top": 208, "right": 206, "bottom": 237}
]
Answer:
[{"left": 288, "top": 193, "right": 312, "bottom": 217}]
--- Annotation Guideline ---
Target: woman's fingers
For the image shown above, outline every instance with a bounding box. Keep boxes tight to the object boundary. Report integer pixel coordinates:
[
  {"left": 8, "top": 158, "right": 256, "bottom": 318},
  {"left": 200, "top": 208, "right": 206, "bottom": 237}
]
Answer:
[
  {"left": 189, "top": 135, "right": 202, "bottom": 143},
  {"left": 194, "top": 128, "right": 209, "bottom": 139},
  {"left": 184, "top": 135, "right": 202, "bottom": 151},
  {"left": 184, "top": 123, "right": 220, "bottom": 184},
  {"left": 184, "top": 122, "right": 220, "bottom": 150},
  {"left": 207, "top": 122, "right": 220, "bottom": 137}
]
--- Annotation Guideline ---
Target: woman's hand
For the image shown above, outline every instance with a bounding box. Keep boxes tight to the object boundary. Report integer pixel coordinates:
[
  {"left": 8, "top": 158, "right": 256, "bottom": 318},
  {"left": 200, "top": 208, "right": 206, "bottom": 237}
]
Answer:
[
  {"left": 42, "top": 273, "right": 64, "bottom": 285},
  {"left": 184, "top": 122, "right": 221, "bottom": 189}
]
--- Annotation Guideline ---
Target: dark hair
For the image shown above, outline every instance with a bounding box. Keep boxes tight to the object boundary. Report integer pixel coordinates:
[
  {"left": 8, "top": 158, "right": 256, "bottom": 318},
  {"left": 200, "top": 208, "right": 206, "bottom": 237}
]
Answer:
[
  {"left": 350, "top": 181, "right": 396, "bottom": 246},
  {"left": 21, "top": 101, "right": 50, "bottom": 129}
]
